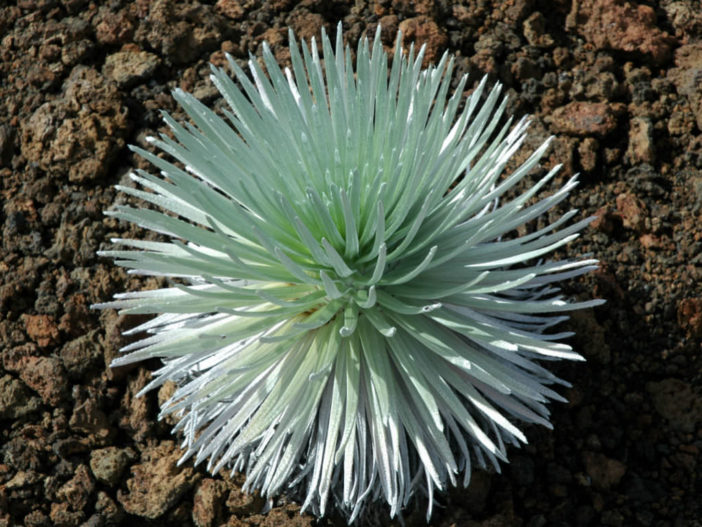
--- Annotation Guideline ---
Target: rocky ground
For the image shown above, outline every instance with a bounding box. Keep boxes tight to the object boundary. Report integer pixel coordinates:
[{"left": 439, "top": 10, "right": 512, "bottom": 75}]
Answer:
[{"left": 1, "top": 0, "right": 701, "bottom": 526}]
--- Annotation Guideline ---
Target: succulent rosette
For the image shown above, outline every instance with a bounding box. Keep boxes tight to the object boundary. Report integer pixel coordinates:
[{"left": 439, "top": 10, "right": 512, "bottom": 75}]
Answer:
[{"left": 96, "top": 24, "right": 602, "bottom": 521}]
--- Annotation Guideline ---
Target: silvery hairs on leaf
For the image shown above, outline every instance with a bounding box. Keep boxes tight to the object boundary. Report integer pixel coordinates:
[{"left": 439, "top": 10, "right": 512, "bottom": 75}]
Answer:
[{"left": 94, "top": 22, "right": 603, "bottom": 522}]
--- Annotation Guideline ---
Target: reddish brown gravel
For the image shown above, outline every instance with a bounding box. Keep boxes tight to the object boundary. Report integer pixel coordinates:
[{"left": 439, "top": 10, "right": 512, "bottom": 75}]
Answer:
[{"left": 1, "top": 1, "right": 700, "bottom": 526}]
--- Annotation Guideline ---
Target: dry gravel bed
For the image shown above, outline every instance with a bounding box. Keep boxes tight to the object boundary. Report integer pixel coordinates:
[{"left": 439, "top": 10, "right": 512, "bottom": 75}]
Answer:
[{"left": 0, "top": 0, "right": 701, "bottom": 526}]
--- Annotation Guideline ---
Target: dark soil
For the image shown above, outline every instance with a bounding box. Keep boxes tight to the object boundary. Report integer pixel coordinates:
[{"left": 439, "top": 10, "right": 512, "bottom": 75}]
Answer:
[{"left": 1, "top": 1, "right": 701, "bottom": 526}]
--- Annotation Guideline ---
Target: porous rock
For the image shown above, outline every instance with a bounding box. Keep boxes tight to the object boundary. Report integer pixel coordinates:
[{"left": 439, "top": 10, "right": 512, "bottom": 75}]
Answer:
[
  {"left": 60, "top": 330, "right": 102, "bottom": 379},
  {"left": 615, "top": 192, "right": 648, "bottom": 232},
  {"left": 89, "top": 447, "right": 136, "bottom": 487},
  {"left": 69, "top": 394, "right": 111, "bottom": 440},
  {"left": 103, "top": 49, "right": 160, "bottom": 88},
  {"left": 192, "top": 478, "right": 227, "bottom": 527},
  {"left": 626, "top": 116, "right": 655, "bottom": 164},
  {"left": 0, "top": 375, "right": 41, "bottom": 419},
  {"left": 677, "top": 297, "right": 702, "bottom": 338},
  {"left": 119, "top": 368, "right": 153, "bottom": 440},
  {"left": 578, "top": 136, "right": 600, "bottom": 172},
  {"left": 523, "top": 12, "right": 554, "bottom": 48},
  {"left": 566, "top": 0, "right": 675, "bottom": 65},
  {"left": 18, "top": 356, "right": 69, "bottom": 406},
  {"left": 94, "top": 491, "right": 124, "bottom": 525},
  {"left": 667, "top": 43, "right": 702, "bottom": 131},
  {"left": 22, "top": 314, "right": 60, "bottom": 348},
  {"left": 398, "top": 16, "right": 448, "bottom": 65},
  {"left": 117, "top": 442, "right": 199, "bottom": 519},
  {"left": 285, "top": 10, "right": 326, "bottom": 42},
  {"left": 583, "top": 452, "right": 627, "bottom": 490},
  {"left": 93, "top": 6, "right": 135, "bottom": 45},
  {"left": 56, "top": 464, "right": 94, "bottom": 512},
  {"left": 647, "top": 379, "right": 702, "bottom": 433},
  {"left": 134, "top": 0, "right": 223, "bottom": 64},
  {"left": 548, "top": 102, "right": 618, "bottom": 137},
  {"left": 215, "top": 0, "right": 245, "bottom": 20},
  {"left": 20, "top": 66, "right": 128, "bottom": 183},
  {"left": 50, "top": 501, "right": 84, "bottom": 527}
]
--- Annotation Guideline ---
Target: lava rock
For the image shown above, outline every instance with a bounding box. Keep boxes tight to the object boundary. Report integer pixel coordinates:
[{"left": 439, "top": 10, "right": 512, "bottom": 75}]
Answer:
[
  {"left": 667, "top": 43, "right": 702, "bottom": 131},
  {"left": 0, "top": 375, "right": 41, "bottom": 419},
  {"left": 647, "top": 379, "right": 702, "bottom": 433},
  {"left": 566, "top": 0, "right": 675, "bottom": 65},
  {"left": 89, "top": 447, "right": 136, "bottom": 487},
  {"left": 103, "top": 49, "right": 161, "bottom": 88},
  {"left": 117, "top": 442, "right": 199, "bottom": 519},
  {"left": 548, "top": 102, "right": 619, "bottom": 137}
]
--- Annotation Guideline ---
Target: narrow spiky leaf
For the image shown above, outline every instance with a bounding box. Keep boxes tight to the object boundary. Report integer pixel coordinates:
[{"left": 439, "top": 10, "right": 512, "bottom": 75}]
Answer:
[{"left": 95, "top": 22, "right": 602, "bottom": 523}]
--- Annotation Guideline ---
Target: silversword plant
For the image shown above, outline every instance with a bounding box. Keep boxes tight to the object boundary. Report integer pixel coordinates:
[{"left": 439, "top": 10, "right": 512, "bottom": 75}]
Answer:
[{"left": 96, "top": 24, "right": 602, "bottom": 522}]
